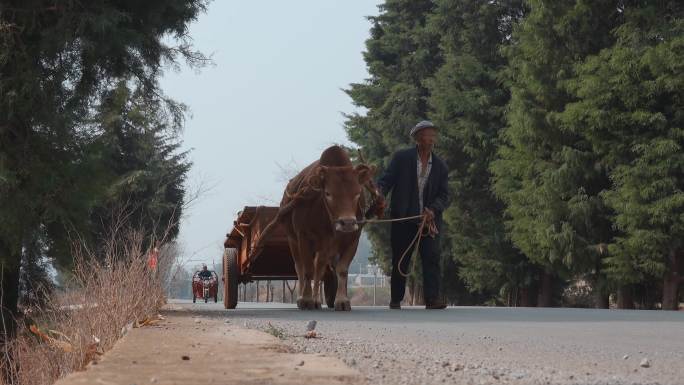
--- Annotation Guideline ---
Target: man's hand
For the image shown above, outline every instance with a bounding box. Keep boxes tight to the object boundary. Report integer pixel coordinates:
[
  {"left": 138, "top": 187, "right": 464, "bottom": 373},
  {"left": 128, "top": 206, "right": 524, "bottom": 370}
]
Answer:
[
  {"left": 423, "top": 207, "right": 435, "bottom": 222},
  {"left": 423, "top": 208, "right": 438, "bottom": 237}
]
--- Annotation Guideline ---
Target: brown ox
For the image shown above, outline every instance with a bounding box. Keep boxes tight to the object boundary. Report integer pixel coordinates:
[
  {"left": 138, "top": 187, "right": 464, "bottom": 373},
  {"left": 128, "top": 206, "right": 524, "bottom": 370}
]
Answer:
[{"left": 280, "top": 145, "right": 374, "bottom": 310}]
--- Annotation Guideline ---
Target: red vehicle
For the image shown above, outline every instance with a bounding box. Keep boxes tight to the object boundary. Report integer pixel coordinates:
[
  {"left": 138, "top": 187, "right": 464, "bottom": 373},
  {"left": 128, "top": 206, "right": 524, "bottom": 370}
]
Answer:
[{"left": 192, "top": 270, "right": 219, "bottom": 303}]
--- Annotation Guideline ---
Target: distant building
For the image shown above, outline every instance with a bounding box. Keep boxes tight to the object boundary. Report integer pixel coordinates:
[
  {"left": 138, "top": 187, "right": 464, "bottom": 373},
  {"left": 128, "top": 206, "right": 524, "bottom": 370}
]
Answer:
[{"left": 348, "top": 264, "right": 387, "bottom": 287}]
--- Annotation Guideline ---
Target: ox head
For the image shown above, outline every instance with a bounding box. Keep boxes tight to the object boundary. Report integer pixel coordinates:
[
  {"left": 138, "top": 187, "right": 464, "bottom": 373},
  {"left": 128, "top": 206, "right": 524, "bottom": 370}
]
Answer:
[{"left": 309, "top": 164, "right": 375, "bottom": 232}]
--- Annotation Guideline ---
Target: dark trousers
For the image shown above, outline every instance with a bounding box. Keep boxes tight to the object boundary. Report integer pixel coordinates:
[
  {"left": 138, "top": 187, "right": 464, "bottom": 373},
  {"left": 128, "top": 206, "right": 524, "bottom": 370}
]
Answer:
[{"left": 390, "top": 222, "right": 441, "bottom": 303}]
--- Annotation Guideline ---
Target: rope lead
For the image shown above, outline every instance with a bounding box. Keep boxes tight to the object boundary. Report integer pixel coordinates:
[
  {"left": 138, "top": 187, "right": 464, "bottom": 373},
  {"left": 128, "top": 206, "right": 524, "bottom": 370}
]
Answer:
[{"left": 362, "top": 214, "right": 438, "bottom": 278}]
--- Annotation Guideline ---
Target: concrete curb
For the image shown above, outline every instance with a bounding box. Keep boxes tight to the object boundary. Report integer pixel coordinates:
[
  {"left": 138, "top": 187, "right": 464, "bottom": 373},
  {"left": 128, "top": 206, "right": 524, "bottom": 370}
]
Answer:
[{"left": 55, "top": 310, "right": 364, "bottom": 385}]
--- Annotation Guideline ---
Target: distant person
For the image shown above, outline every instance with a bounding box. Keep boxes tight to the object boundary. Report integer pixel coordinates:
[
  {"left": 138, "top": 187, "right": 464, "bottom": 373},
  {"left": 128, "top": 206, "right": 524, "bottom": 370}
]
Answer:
[
  {"left": 376, "top": 120, "right": 450, "bottom": 310},
  {"left": 198, "top": 264, "right": 212, "bottom": 279},
  {"left": 147, "top": 242, "right": 159, "bottom": 272}
]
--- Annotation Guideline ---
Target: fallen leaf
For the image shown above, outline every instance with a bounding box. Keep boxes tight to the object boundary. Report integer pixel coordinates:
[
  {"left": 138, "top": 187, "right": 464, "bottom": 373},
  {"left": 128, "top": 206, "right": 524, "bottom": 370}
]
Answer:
[{"left": 29, "top": 325, "right": 73, "bottom": 352}]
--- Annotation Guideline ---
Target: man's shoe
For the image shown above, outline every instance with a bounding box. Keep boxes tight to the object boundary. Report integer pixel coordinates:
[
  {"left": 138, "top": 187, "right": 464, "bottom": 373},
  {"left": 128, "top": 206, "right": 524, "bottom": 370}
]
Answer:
[
  {"left": 389, "top": 302, "right": 401, "bottom": 310},
  {"left": 425, "top": 300, "right": 447, "bottom": 310}
]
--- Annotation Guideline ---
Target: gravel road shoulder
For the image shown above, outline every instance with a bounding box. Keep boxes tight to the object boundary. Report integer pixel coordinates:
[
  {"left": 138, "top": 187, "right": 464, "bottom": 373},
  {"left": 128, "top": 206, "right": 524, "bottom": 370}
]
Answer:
[{"left": 216, "top": 305, "right": 683, "bottom": 385}]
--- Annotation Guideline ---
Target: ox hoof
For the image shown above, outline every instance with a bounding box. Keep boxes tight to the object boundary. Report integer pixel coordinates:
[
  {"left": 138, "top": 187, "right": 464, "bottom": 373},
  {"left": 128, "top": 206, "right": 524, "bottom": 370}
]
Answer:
[
  {"left": 297, "top": 298, "right": 316, "bottom": 310},
  {"left": 313, "top": 301, "right": 322, "bottom": 310},
  {"left": 334, "top": 300, "right": 351, "bottom": 311}
]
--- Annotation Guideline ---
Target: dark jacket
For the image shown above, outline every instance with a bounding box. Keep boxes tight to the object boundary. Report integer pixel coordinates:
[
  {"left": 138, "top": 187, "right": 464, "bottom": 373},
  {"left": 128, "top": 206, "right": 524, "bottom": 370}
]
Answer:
[{"left": 376, "top": 147, "right": 450, "bottom": 223}]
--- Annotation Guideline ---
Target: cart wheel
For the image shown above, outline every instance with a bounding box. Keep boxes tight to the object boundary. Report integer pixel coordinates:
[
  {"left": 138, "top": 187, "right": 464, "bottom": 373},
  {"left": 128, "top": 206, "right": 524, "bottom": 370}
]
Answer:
[
  {"left": 223, "top": 248, "right": 239, "bottom": 309},
  {"left": 323, "top": 268, "right": 337, "bottom": 309}
]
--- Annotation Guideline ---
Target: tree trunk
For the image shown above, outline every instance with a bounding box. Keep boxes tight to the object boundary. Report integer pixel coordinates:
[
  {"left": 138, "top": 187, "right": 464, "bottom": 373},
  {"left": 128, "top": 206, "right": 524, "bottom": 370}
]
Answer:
[
  {"left": 286, "top": 280, "right": 296, "bottom": 303},
  {"left": 591, "top": 273, "right": 609, "bottom": 309},
  {"left": 662, "top": 250, "right": 682, "bottom": 310},
  {"left": 266, "top": 280, "right": 271, "bottom": 302},
  {"left": 518, "top": 287, "right": 529, "bottom": 307},
  {"left": 518, "top": 286, "right": 535, "bottom": 307},
  {"left": 0, "top": 241, "right": 21, "bottom": 341},
  {"left": 406, "top": 278, "right": 424, "bottom": 306},
  {"left": 512, "top": 286, "right": 518, "bottom": 307},
  {"left": 537, "top": 270, "right": 553, "bottom": 307},
  {"left": 594, "top": 292, "right": 609, "bottom": 309},
  {"left": 617, "top": 286, "right": 634, "bottom": 309},
  {"left": 256, "top": 281, "right": 259, "bottom": 302}
]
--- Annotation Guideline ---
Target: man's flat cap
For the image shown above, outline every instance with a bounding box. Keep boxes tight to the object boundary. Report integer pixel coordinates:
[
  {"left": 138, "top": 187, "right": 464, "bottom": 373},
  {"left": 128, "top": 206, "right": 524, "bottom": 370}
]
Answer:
[{"left": 410, "top": 120, "right": 437, "bottom": 137}]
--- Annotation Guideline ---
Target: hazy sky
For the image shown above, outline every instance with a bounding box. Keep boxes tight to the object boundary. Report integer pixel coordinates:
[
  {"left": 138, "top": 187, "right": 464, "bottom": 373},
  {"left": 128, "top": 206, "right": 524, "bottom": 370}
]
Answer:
[{"left": 160, "top": 1, "right": 382, "bottom": 269}]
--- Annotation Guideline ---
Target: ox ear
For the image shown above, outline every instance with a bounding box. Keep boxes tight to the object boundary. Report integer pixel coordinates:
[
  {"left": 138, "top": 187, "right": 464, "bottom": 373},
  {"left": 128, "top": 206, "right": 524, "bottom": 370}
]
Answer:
[
  {"left": 355, "top": 164, "right": 376, "bottom": 185},
  {"left": 309, "top": 165, "right": 327, "bottom": 190}
]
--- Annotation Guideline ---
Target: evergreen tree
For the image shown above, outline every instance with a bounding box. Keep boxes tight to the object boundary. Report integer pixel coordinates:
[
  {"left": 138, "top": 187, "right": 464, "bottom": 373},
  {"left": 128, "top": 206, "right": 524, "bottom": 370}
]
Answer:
[
  {"left": 88, "top": 82, "right": 191, "bottom": 256},
  {"left": 564, "top": 1, "right": 684, "bottom": 309},
  {"left": 0, "top": 0, "right": 207, "bottom": 336},
  {"left": 19, "top": 230, "right": 54, "bottom": 309},
  {"left": 427, "top": 0, "right": 530, "bottom": 305},
  {"left": 491, "top": 0, "right": 622, "bottom": 306},
  {"left": 344, "top": 0, "right": 443, "bottom": 297}
]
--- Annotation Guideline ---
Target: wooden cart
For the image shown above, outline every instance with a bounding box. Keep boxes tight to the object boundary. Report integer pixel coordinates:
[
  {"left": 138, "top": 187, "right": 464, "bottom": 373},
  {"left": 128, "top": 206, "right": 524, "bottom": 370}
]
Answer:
[{"left": 222, "top": 206, "right": 337, "bottom": 309}]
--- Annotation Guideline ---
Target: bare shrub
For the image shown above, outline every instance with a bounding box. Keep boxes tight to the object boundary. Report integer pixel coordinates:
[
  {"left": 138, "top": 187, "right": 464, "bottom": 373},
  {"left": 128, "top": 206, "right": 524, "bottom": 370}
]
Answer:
[
  {"left": 1, "top": 227, "right": 174, "bottom": 385},
  {"left": 561, "top": 278, "right": 595, "bottom": 308}
]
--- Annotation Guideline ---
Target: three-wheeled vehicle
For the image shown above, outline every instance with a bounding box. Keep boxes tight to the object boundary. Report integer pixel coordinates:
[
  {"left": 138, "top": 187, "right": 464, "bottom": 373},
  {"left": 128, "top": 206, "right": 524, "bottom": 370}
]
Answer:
[{"left": 192, "top": 270, "right": 219, "bottom": 303}]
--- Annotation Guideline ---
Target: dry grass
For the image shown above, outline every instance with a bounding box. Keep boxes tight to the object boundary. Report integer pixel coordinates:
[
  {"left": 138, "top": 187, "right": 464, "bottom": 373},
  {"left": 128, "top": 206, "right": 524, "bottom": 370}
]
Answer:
[{"left": 1, "top": 229, "right": 175, "bottom": 385}]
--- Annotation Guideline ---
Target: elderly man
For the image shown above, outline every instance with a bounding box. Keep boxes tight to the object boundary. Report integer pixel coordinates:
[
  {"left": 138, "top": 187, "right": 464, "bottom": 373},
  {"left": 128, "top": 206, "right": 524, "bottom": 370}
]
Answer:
[{"left": 376, "top": 120, "right": 450, "bottom": 309}]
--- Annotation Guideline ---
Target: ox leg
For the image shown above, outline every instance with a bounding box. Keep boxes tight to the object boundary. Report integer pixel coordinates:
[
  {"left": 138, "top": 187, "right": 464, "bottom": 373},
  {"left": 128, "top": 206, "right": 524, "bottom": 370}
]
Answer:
[
  {"left": 296, "top": 238, "right": 316, "bottom": 310},
  {"left": 287, "top": 235, "right": 308, "bottom": 310},
  {"left": 312, "top": 252, "right": 329, "bottom": 310},
  {"left": 334, "top": 237, "right": 361, "bottom": 311}
]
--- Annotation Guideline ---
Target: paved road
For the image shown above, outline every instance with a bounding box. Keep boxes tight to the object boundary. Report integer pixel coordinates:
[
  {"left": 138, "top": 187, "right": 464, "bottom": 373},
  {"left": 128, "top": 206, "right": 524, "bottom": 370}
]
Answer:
[{"left": 169, "top": 300, "right": 684, "bottom": 385}]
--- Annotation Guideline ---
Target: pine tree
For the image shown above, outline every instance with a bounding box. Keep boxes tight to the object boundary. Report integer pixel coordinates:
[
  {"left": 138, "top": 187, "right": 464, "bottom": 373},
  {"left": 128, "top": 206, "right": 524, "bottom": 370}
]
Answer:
[
  {"left": 426, "top": 0, "right": 530, "bottom": 305},
  {"left": 491, "top": 0, "right": 622, "bottom": 306},
  {"left": 344, "top": 0, "right": 443, "bottom": 296},
  {"left": 564, "top": 1, "right": 684, "bottom": 309},
  {"left": 0, "top": 0, "right": 207, "bottom": 337},
  {"left": 87, "top": 82, "right": 191, "bottom": 256}
]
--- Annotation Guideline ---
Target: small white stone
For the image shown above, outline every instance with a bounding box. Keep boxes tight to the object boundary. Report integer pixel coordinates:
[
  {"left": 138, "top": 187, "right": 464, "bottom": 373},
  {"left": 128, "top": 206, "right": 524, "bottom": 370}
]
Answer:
[
  {"left": 511, "top": 371, "right": 526, "bottom": 379},
  {"left": 640, "top": 358, "right": 650, "bottom": 368},
  {"left": 623, "top": 354, "right": 629, "bottom": 360}
]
